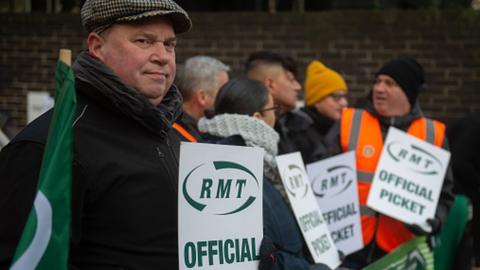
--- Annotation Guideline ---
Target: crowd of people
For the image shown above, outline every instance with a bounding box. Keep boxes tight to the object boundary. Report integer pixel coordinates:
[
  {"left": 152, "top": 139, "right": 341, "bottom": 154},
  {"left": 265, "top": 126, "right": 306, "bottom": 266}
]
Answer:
[{"left": 0, "top": 0, "right": 477, "bottom": 269}]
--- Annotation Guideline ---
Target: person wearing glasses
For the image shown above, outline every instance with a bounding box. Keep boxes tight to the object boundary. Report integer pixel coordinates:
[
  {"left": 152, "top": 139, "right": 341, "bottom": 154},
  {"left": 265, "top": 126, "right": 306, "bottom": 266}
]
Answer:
[
  {"left": 285, "top": 60, "right": 349, "bottom": 164},
  {"left": 198, "top": 78, "right": 339, "bottom": 270}
]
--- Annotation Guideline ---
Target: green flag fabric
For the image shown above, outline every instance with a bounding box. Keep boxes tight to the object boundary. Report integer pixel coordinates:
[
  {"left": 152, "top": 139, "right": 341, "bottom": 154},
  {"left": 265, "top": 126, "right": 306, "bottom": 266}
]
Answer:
[
  {"left": 10, "top": 60, "right": 76, "bottom": 270},
  {"left": 362, "top": 236, "right": 434, "bottom": 270},
  {"left": 433, "top": 195, "right": 470, "bottom": 270}
]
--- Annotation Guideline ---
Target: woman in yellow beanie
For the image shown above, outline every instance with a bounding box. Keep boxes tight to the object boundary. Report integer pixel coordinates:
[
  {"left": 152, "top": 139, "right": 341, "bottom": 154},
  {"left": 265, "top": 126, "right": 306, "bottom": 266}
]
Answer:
[
  {"left": 304, "top": 60, "right": 348, "bottom": 121},
  {"left": 284, "top": 60, "right": 348, "bottom": 163}
]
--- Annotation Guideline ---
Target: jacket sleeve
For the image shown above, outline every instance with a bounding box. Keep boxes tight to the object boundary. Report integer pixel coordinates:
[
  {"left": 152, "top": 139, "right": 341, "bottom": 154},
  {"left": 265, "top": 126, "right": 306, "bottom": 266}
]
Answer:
[
  {"left": 273, "top": 250, "right": 311, "bottom": 270},
  {"left": 263, "top": 214, "right": 311, "bottom": 270},
  {"left": 0, "top": 141, "right": 43, "bottom": 268},
  {"left": 436, "top": 137, "right": 455, "bottom": 225},
  {"left": 263, "top": 180, "right": 312, "bottom": 270},
  {"left": 448, "top": 116, "right": 480, "bottom": 193}
]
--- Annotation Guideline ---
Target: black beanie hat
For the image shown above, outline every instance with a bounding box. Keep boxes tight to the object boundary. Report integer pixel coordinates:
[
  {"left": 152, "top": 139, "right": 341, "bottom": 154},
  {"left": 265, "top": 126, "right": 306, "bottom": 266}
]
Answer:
[{"left": 376, "top": 56, "right": 425, "bottom": 106}]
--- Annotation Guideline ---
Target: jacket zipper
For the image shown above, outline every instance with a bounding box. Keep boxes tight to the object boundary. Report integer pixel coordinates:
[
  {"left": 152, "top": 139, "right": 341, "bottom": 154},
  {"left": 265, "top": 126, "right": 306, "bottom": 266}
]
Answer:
[{"left": 159, "top": 136, "right": 178, "bottom": 193}]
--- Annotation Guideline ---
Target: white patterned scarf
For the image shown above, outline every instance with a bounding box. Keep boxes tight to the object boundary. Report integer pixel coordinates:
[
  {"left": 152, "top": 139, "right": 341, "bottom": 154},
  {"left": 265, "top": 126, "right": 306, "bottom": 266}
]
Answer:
[{"left": 198, "top": 114, "right": 287, "bottom": 199}]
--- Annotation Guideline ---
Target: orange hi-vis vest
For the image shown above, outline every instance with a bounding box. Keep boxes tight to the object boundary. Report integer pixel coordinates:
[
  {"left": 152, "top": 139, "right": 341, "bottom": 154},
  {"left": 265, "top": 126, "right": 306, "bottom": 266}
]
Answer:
[
  {"left": 172, "top": 122, "right": 198, "bottom": 143},
  {"left": 340, "top": 108, "right": 446, "bottom": 252}
]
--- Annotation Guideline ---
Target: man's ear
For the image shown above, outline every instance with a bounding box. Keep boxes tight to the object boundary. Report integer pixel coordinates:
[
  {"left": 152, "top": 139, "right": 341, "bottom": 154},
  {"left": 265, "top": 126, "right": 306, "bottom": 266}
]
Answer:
[
  {"left": 264, "top": 78, "right": 275, "bottom": 93},
  {"left": 196, "top": 89, "right": 208, "bottom": 106},
  {"left": 252, "top": 111, "right": 262, "bottom": 120},
  {"left": 87, "top": 32, "right": 105, "bottom": 60}
]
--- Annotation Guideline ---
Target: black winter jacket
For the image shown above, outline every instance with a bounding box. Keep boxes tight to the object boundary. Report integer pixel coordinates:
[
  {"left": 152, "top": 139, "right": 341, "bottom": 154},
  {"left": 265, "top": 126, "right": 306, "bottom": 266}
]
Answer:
[
  {"left": 173, "top": 111, "right": 203, "bottom": 142},
  {"left": 281, "top": 107, "right": 336, "bottom": 164},
  {"left": 274, "top": 109, "right": 322, "bottom": 161},
  {"left": 447, "top": 113, "right": 480, "bottom": 264},
  {"left": 0, "top": 60, "right": 183, "bottom": 269}
]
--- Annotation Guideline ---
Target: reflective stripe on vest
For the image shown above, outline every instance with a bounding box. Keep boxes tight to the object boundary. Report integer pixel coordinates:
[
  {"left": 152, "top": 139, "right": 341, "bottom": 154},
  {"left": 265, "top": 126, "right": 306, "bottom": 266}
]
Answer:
[
  {"left": 407, "top": 117, "right": 445, "bottom": 147},
  {"left": 341, "top": 109, "right": 384, "bottom": 184},
  {"left": 348, "top": 109, "right": 363, "bottom": 151},
  {"left": 172, "top": 122, "right": 198, "bottom": 143},
  {"left": 357, "top": 171, "right": 374, "bottom": 182},
  {"left": 340, "top": 108, "right": 446, "bottom": 252}
]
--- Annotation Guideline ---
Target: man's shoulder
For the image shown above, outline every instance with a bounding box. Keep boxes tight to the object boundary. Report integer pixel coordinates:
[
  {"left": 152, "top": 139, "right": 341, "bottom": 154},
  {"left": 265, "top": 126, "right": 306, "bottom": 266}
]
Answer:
[
  {"left": 278, "top": 109, "right": 313, "bottom": 131},
  {"left": 172, "top": 113, "right": 203, "bottom": 142},
  {"left": 179, "top": 113, "right": 201, "bottom": 134},
  {"left": 10, "top": 109, "right": 53, "bottom": 145}
]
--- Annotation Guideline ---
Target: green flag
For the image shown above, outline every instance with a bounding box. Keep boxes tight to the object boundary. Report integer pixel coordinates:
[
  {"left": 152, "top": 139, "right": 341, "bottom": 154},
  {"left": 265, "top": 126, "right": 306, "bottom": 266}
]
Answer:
[
  {"left": 10, "top": 59, "right": 76, "bottom": 270},
  {"left": 434, "top": 195, "right": 470, "bottom": 270},
  {"left": 362, "top": 236, "right": 434, "bottom": 270}
]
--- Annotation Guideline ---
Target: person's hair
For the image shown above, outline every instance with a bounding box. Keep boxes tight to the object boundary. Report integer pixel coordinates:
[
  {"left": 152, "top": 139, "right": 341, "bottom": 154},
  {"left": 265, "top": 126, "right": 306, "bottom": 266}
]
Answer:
[
  {"left": 208, "top": 79, "right": 270, "bottom": 118},
  {"left": 245, "top": 51, "right": 297, "bottom": 77},
  {"left": 175, "top": 56, "right": 230, "bottom": 101}
]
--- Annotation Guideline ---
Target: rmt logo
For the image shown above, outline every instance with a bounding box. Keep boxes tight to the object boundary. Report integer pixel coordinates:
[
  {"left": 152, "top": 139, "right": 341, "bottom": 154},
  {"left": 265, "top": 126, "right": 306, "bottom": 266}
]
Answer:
[
  {"left": 387, "top": 142, "right": 443, "bottom": 175},
  {"left": 182, "top": 161, "right": 260, "bottom": 215},
  {"left": 283, "top": 164, "right": 309, "bottom": 199}
]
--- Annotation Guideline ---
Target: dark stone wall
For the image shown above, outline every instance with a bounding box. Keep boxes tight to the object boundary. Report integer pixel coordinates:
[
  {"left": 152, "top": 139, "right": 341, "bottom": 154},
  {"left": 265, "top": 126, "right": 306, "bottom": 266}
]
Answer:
[{"left": 1, "top": 10, "right": 479, "bottom": 131}]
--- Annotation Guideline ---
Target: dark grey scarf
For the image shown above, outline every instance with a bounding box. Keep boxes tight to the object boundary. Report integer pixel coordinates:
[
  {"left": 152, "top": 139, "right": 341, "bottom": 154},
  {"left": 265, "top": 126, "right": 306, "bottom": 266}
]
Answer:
[{"left": 72, "top": 51, "right": 182, "bottom": 138}]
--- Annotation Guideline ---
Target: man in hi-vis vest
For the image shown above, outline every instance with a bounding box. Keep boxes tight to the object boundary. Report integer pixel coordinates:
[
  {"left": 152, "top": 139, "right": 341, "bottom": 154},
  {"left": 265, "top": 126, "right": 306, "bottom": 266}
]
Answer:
[{"left": 325, "top": 56, "right": 454, "bottom": 268}]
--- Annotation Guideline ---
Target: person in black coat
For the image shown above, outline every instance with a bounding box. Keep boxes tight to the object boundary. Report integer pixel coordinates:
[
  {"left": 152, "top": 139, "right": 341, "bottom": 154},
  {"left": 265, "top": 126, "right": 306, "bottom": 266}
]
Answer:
[
  {"left": 0, "top": 1, "right": 191, "bottom": 268},
  {"left": 174, "top": 55, "right": 230, "bottom": 141},
  {"left": 198, "top": 78, "right": 335, "bottom": 270},
  {"left": 447, "top": 112, "right": 480, "bottom": 267},
  {"left": 245, "top": 51, "right": 304, "bottom": 155}
]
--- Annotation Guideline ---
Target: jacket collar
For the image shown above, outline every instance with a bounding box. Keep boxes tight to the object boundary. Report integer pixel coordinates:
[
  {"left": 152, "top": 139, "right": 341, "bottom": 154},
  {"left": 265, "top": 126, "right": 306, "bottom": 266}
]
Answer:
[
  {"left": 362, "top": 98, "right": 424, "bottom": 129},
  {"left": 73, "top": 51, "right": 182, "bottom": 138}
]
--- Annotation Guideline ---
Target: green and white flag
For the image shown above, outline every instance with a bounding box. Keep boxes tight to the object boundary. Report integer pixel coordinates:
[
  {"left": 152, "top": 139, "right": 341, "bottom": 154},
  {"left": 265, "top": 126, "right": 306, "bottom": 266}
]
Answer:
[
  {"left": 10, "top": 59, "right": 76, "bottom": 270},
  {"left": 362, "top": 236, "right": 434, "bottom": 270}
]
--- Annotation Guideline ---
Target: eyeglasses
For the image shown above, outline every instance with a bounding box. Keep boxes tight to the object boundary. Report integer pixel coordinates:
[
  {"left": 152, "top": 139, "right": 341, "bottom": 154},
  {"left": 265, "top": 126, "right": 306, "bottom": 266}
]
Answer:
[
  {"left": 330, "top": 93, "right": 348, "bottom": 101},
  {"left": 259, "top": 104, "right": 281, "bottom": 113}
]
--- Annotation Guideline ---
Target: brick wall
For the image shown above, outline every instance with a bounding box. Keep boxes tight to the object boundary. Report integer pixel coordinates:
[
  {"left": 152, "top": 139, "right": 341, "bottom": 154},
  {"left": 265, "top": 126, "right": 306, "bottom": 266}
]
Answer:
[{"left": 1, "top": 10, "right": 479, "bottom": 132}]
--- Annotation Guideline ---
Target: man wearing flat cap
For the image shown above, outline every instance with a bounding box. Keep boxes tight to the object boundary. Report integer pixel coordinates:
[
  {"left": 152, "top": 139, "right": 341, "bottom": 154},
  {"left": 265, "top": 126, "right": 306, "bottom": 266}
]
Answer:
[
  {"left": 325, "top": 56, "right": 454, "bottom": 268},
  {"left": 0, "top": 0, "right": 191, "bottom": 268}
]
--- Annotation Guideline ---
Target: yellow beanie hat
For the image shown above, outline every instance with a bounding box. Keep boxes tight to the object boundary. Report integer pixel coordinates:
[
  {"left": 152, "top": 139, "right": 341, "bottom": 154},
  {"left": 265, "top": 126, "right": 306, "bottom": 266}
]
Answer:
[{"left": 304, "top": 60, "right": 348, "bottom": 107}]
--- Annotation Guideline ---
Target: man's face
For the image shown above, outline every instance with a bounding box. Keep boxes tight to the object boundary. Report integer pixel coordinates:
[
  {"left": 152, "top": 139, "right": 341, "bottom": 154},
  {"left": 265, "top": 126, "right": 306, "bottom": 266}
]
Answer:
[
  {"left": 372, "top": 74, "right": 411, "bottom": 117},
  {"left": 94, "top": 17, "right": 177, "bottom": 106},
  {"left": 314, "top": 91, "right": 348, "bottom": 121},
  {"left": 269, "top": 67, "right": 301, "bottom": 113}
]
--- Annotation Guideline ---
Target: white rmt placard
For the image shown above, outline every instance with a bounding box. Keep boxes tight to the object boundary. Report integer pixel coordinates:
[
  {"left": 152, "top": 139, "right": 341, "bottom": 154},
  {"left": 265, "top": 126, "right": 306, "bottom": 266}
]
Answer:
[
  {"left": 276, "top": 152, "right": 341, "bottom": 269},
  {"left": 366, "top": 127, "right": 451, "bottom": 232},
  {"left": 306, "top": 151, "right": 363, "bottom": 255},
  {"left": 178, "top": 142, "right": 264, "bottom": 270}
]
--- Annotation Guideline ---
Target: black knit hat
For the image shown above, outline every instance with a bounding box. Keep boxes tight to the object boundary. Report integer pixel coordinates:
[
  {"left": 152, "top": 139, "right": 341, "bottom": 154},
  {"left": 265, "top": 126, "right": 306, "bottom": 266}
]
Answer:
[{"left": 376, "top": 56, "right": 425, "bottom": 106}]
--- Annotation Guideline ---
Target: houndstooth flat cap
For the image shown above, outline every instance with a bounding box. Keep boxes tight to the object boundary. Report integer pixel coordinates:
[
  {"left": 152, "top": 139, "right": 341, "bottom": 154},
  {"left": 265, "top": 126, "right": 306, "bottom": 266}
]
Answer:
[{"left": 81, "top": 0, "right": 192, "bottom": 34}]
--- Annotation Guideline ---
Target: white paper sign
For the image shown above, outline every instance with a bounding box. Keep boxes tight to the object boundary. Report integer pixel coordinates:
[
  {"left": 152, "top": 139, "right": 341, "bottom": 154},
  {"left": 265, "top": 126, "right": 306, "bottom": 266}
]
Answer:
[
  {"left": 178, "top": 142, "right": 264, "bottom": 270},
  {"left": 367, "top": 127, "right": 451, "bottom": 231},
  {"left": 276, "top": 152, "right": 341, "bottom": 269},
  {"left": 306, "top": 151, "right": 363, "bottom": 255},
  {"left": 27, "top": 91, "right": 54, "bottom": 123}
]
